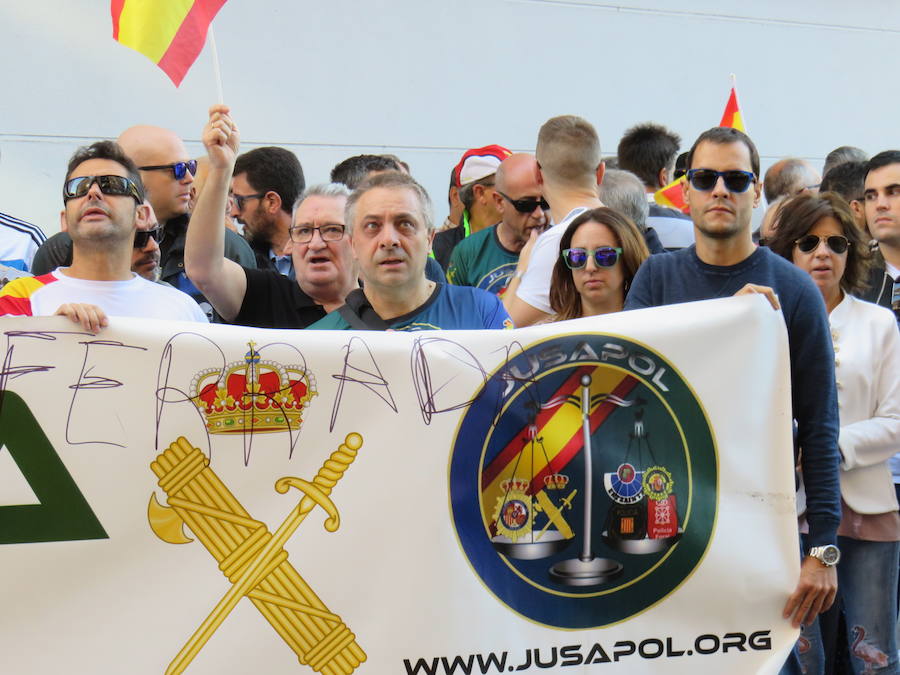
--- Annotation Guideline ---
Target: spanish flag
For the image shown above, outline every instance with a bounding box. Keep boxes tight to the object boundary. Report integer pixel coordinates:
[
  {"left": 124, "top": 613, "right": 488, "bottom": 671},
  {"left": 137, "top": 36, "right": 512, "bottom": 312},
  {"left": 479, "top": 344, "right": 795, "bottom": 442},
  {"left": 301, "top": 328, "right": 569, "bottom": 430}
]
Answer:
[
  {"left": 111, "top": 0, "right": 227, "bottom": 87},
  {"left": 719, "top": 84, "right": 746, "bottom": 132},
  {"left": 654, "top": 80, "right": 748, "bottom": 213}
]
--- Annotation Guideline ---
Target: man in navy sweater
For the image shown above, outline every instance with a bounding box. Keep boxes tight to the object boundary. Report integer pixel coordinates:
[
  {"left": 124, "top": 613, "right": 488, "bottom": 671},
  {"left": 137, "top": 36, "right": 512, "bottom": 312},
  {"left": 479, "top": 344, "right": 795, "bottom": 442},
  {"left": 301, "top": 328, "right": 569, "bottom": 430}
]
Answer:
[{"left": 625, "top": 127, "right": 841, "bottom": 669}]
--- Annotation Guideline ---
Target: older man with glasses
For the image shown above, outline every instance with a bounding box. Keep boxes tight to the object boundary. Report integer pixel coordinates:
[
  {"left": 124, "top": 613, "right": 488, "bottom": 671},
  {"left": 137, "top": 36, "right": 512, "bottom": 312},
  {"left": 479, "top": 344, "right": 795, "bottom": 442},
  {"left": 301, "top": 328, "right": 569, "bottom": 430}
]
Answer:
[
  {"left": 117, "top": 123, "right": 256, "bottom": 322},
  {"left": 185, "top": 106, "right": 357, "bottom": 329}
]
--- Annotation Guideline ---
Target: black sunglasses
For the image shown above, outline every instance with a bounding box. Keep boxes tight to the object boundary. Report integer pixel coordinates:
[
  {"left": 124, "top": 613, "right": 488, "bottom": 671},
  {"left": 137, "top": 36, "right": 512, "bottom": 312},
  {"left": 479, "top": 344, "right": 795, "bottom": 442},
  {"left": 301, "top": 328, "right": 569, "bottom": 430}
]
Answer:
[
  {"left": 498, "top": 190, "right": 549, "bottom": 213},
  {"left": 562, "top": 246, "right": 622, "bottom": 269},
  {"left": 63, "top": 175, "right": 143, "bottom": 204},
  {"left": 232, "top": 191, "right": 266, "bottom": 210},
  {"left": 794, "top": 234, "right": 850, "bottom": 254},
  {"left": 686, "top": 169, "right": 756, "bottom": 193},
  {"left": 138, "top": 159, "right": 198, "bottom": 180},
  {"left": 133, "top": 226, "right": 164, "bottom": 248}
]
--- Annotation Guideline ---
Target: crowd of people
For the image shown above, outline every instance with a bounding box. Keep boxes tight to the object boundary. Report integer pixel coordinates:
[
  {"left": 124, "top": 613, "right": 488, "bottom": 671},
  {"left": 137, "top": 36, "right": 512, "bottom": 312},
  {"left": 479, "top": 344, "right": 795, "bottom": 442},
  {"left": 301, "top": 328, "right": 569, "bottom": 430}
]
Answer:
[{"left": 0, "top": 106, "right": 898, "bottom": 674}]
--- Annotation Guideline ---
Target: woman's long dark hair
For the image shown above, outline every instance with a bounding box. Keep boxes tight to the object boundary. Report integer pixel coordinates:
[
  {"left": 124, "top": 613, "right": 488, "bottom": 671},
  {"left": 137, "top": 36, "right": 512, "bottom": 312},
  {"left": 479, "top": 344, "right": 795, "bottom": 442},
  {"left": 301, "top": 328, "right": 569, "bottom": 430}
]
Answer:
[
  {"left": 549, "top": 207, "right": 650, "bottom": 320},
  {"left": 765, "top": 192, "right": 870, "bottom": 294}
]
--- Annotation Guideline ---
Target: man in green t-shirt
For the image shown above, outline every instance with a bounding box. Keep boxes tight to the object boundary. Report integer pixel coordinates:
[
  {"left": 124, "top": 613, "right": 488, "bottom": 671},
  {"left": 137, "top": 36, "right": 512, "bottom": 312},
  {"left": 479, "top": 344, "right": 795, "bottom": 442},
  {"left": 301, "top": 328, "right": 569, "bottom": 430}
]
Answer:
[{"left": 446, "top": 153, "right": 548, "bottom": 297}]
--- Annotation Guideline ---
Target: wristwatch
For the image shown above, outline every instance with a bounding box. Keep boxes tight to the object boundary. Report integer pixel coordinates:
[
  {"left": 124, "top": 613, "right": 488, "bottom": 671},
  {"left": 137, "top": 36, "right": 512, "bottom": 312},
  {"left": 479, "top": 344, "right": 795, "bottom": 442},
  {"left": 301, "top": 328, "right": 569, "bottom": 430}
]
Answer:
[{"left": 807, "top": 544, "right": 841, "bottom": 567}]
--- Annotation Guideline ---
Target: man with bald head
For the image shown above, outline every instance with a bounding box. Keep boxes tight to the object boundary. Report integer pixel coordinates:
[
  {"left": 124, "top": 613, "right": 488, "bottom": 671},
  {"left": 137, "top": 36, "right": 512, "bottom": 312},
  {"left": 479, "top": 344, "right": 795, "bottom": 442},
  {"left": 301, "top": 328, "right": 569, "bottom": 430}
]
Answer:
[
  {"left": 763, "top": 157, "right": 821, "bottom": 204},
  {"left": 447, "top": 154, "right": 547, "bottom": 297},
  {"left": 118, "top": 123, "right": 255, "bottom": 321}
]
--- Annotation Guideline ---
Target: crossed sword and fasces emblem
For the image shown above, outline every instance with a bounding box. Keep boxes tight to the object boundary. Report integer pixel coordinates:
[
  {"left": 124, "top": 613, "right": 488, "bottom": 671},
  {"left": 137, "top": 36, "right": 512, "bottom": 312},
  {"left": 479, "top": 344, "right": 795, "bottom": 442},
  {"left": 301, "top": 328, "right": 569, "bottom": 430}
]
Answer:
[{"left": 148, "top": 433, "right": 366, "bottom": 675}]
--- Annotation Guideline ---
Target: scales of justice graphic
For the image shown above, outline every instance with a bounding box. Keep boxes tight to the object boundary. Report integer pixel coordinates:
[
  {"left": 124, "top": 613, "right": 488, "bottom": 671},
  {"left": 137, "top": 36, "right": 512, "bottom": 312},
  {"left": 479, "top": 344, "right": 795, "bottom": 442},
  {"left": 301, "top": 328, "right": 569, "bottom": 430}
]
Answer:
[{"left": 487, "top": 373, "right": 683, "bottom": 586}]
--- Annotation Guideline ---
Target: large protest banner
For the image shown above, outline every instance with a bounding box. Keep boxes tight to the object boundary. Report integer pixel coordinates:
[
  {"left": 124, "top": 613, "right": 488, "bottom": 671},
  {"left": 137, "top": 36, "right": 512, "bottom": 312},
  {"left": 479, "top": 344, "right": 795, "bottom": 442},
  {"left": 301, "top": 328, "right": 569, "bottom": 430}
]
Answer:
[{"left": 0, "top": 296, "right": 800, "bottom": 674}]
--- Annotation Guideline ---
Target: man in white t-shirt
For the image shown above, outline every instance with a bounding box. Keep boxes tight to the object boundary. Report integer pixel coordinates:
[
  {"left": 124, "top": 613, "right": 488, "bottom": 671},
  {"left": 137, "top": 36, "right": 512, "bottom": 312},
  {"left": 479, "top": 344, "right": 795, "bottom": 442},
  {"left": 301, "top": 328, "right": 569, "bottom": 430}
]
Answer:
[
  {"left": 505, "top": 115, "right": 605, "bottom": 326},
  {"left": 0, "top": 141, "right": 207, "bottom": 330}
]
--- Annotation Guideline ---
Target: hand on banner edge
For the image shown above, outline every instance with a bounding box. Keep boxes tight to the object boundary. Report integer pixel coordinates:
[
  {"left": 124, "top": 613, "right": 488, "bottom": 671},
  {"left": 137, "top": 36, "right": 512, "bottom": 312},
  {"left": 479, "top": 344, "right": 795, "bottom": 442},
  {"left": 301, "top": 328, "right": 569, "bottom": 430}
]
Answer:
[
  {"left": 54, "top": 303, "right": 108, "bottom": 333},
  {"left": 734, "top": 283, "right": 780, "bottom": 310}
]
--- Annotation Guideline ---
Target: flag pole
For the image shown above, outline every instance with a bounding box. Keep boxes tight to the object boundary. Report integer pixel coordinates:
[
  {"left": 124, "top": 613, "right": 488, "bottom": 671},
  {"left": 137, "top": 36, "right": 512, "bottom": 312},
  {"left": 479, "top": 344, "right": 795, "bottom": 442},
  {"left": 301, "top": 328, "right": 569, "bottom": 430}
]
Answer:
[{"left": 209, "top": 27, "right": 224, "bottom": 104}]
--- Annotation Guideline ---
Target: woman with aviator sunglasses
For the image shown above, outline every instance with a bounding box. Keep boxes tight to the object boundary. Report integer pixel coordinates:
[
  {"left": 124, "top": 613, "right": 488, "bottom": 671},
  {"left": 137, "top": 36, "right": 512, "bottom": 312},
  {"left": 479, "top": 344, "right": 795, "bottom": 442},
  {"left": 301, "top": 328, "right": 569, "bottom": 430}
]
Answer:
[
  {"left": 768, "top": 192, "right": 900, "bottom": 675},
  {"left": 548, "top": 207, "right": 649, "bottom": 320}
]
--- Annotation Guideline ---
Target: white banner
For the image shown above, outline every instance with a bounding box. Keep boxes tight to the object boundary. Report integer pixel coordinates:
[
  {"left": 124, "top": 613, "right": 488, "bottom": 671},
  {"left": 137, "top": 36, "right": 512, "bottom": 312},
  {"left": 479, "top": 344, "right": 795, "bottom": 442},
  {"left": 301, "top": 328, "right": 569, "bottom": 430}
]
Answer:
[{"left": 0, "top": 296, "right": 800, "bottom": 674}]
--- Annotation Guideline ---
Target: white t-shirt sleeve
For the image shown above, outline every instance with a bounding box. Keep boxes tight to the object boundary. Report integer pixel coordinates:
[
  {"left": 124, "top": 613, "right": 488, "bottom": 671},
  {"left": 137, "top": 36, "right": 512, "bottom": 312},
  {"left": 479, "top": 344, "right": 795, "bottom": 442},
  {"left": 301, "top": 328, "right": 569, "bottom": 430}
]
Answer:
[{"left": 514, "top": 228, "right": 561, "bottom": 314}]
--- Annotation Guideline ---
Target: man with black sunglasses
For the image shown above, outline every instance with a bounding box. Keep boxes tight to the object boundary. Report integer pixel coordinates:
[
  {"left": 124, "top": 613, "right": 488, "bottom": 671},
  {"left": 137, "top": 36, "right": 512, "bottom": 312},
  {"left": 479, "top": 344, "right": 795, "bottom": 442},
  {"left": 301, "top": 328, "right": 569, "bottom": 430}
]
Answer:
[
  {"left": 118, "top": 124, "right": 255, "bottom": 321},
  {"left": 447, "top": 154, "right": 547, "bottom": 297},
  {"left": 0, "top": 141, "right": 207, "bottom": 329},
  {"left": 625, "top": 127, "right": 841, "bottom": 673}
]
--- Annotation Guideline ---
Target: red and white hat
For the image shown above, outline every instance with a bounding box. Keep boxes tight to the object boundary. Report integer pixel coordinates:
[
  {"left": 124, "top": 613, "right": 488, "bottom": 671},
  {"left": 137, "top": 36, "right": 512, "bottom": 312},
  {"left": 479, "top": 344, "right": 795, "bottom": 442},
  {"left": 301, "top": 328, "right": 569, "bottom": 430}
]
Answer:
[{"left": 453, "top": 144, "right": 512, "bottom": 187}]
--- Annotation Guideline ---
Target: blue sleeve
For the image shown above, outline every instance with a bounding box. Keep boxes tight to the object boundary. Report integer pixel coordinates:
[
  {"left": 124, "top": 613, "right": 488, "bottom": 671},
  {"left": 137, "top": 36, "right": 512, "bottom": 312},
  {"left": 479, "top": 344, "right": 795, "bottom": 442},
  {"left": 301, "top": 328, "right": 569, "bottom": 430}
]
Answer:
[
  {"left": 786, "top": 282, "right": 841, "bottom": 547},
  {"left": 624, "top": 257, "right": 655, "bottom": 310},
  {"left": 483, "top": 292, "right": 513, "bottom": 329}
]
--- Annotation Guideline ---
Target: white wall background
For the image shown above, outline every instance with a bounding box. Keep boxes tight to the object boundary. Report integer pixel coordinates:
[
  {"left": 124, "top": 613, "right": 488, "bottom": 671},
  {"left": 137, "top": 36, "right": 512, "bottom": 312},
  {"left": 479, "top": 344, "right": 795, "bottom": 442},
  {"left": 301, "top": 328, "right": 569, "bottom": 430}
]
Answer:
[{"left": 2, "top": 1, "right": 899, "bottom": 234}]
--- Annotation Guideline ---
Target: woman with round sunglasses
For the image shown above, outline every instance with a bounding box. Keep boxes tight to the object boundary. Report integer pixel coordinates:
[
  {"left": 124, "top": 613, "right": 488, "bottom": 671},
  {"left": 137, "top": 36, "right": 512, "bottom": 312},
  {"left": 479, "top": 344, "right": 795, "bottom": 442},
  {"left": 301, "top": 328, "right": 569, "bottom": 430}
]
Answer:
[
  {"left": 768, "top": 192, "right": 900, "bottom": 675},
  {"left": 548, "top": 207, "right": 649, "bottom": 320}
]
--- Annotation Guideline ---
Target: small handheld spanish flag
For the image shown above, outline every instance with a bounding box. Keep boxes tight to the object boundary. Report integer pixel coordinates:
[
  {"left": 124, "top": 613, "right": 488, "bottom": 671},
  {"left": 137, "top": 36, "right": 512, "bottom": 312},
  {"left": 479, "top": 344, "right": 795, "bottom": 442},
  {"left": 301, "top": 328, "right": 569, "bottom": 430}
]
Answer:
[
  {"left": 719, "top": 83, "right": 746, "bottom": 132},
  {"left": 655, "top": 78, "right": 748, "bottom": 213},
  {"left": 111, "top": 0, "right": 227, "bottom": 87}
]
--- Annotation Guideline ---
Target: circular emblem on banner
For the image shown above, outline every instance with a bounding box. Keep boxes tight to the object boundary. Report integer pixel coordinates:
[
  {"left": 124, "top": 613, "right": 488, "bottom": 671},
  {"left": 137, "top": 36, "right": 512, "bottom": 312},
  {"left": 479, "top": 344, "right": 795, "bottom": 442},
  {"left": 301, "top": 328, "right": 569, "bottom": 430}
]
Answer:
[{"left": 449, "top": 333, "right": 717, "bottom": 629}]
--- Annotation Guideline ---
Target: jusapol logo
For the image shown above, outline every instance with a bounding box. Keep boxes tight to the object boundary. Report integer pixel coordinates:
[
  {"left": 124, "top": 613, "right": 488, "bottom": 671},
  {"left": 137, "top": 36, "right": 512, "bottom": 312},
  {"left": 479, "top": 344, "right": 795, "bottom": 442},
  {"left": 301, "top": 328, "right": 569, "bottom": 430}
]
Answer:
[{"left": 449, "top": 334, "right": 718, "bottom": 629}]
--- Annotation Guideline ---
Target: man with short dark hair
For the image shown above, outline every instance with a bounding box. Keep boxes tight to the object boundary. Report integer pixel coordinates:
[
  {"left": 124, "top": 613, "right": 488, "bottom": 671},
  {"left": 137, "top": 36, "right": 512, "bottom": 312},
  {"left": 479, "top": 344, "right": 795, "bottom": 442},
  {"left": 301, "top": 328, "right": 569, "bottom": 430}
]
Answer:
[
  {"left": 309, "top": 171, "right": 512, "bottom": 331},
  {"left": 507, "top": 115, "right": 604, "bottom": 326},
  {"left": 231, "top": 146, "right": 305, "bottom": 279},
  {"left": 331, "top": 154, "right": 402, "bottom": 189},
  {"left": 821, "top": 160, "right": 868, "bottom": 231},
  {"left": 447, "top": 153, "right": 547, "bottom": 297},
  {"left": 0, "top": 141, "right": 206, "bottom": 329},
  {"left": 625, "top": 128, "right": 841, "bottom": 669},
  {"left": 861, "top": 150, "right": 900, "bottom": 322},
  {"left": 617, "top": 122, "right": 693, "bottom": 249},
  {"left": 187, "top": 106, "right": 357, "bottom": 329},
  {"left": 118, "top": 123, "right": 256, "bottom": 321},
  {"left": 764, "top": 158, "right": 821, "bottom": 203},
  {"left": 432, "top": 145, "right": 511, "bottom": 270}
]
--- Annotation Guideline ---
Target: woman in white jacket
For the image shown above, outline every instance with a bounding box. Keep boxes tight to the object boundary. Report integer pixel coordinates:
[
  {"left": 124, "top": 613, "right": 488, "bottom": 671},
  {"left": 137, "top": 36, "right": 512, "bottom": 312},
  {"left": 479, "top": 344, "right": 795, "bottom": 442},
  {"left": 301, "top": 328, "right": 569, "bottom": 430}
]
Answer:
[{"left": 769, "top": 191, "right": 900, "bottom": 675}]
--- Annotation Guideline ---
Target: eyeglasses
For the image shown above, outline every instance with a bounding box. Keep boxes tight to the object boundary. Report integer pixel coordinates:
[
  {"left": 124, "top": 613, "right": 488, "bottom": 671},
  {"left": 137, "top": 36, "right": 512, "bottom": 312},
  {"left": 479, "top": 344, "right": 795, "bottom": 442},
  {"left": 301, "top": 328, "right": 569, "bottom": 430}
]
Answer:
[
  {"left": 289, "top": 223, "right": 346, "bottom": 243},
  {"left": 133, "top": 226, "right": 164, "bottom": 248},
  {"left": 497, "top": 190, "right": 549, "bottom": 213},
  {"left": 562, "top": 246, "right": 623, "bottom": 269},
  {"left": 138, "top": 160, "right": 198, "bottom": 180},
  {"left": 63, "top": 175, "right": 143, "bottom": 204},
  {"left": 232, "top": 191, "right": 266, "bottom": 211},
  {"left": 686, "top": 169, "right": 756, "bottom": 193},
  {"left": 794, "top": 234, "right": 850, "bottom": 254}
]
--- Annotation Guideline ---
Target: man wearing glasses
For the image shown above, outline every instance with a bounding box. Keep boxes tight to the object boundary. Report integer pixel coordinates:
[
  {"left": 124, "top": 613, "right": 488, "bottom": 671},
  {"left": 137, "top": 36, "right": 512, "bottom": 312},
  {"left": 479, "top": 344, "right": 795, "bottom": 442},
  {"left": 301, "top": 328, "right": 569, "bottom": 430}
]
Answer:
[
  {"left": 432, "top": 144, "right": 511, "bottom": 270},
  {"left": 117, "top": 124, "right": 255, "bottom": 321},
  {"left": 625, "top": 127, "right": 841, "bottom": 674},
  {"left": 30, "top": 200, "right": 164, "bottom": 283},
  {"left": 186, "top": 107, "right": 356, "bottom": 329},
  {"left": 0, "top": 141, "right": 207, "bottom": 330},
  {"left": 447, "top": 153, "right": 547, "bottom": 297},
  {"left": 231, "top": 146, "right": 305, "bottom": 280}
]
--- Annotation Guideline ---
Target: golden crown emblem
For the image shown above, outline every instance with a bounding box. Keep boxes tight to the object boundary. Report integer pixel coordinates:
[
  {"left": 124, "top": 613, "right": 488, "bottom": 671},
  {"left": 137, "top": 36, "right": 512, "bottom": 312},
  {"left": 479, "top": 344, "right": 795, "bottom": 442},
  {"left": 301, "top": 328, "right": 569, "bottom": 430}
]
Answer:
[
  {"left": 190, "top": 342, "right": 317, "bottom": 434},
  {"left": 499, "top": 477, "right": 530, "bottom": 494}
]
